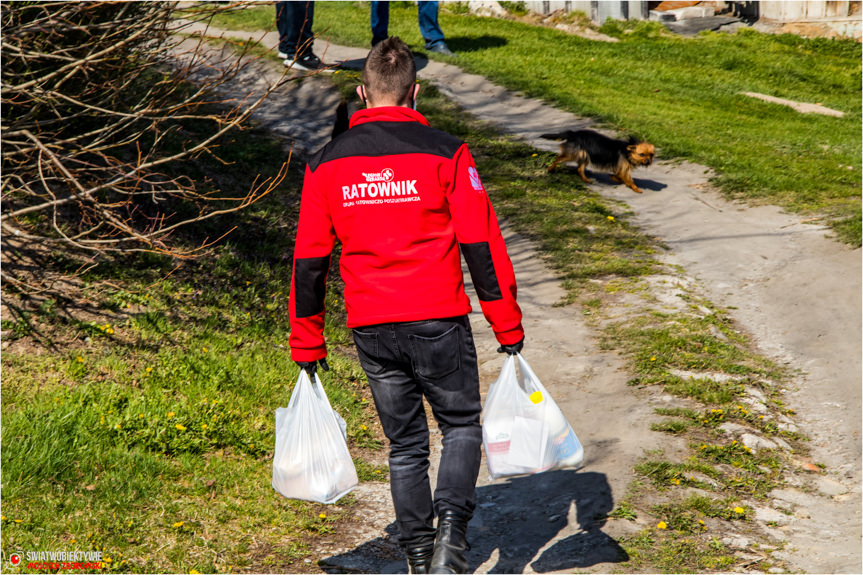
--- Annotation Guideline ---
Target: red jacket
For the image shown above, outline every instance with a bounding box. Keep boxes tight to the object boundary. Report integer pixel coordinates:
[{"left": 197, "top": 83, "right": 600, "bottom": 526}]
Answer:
[{"left": 289, "top": 106, "right": 523, "bottom": 362}]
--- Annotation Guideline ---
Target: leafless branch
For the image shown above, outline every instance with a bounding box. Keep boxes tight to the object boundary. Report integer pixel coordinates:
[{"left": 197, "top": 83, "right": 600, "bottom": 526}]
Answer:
[{"left": 1, "top": 1, "right": 301, "bottom": 295}]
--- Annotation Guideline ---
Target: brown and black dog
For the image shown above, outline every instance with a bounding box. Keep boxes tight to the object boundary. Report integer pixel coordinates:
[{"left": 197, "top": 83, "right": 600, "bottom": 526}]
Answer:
[{"left": 541, "top": 129, "right": 655, "bottom": 193}]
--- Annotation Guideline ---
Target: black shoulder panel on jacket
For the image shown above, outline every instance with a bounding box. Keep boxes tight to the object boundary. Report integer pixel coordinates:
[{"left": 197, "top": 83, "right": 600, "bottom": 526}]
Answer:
[{"left": 308, "top": 122, "right": 463, "bottom": 172}]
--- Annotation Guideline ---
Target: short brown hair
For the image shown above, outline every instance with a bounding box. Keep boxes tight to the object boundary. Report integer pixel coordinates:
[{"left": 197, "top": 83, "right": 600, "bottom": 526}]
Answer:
[{"left": 362, "top": 37, "right": 416, "bottom": 106}]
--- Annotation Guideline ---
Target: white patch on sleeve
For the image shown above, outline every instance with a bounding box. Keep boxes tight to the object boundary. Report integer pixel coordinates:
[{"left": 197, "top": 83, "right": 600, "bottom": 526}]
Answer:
[{"left": 468, "top": 167, "right": 485, "bottom": 192}]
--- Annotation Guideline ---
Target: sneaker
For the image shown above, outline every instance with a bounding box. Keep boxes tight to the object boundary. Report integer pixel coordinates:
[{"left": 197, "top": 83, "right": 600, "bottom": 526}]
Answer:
[
  {"left": 284, "top": 51, "right": 327, "bottom": 72},
  {"left": 426, "top": 41, "right": 454, "bottom": 56},
  {"left": 277, "top": 50, "right": 288, "bottom": 59}
]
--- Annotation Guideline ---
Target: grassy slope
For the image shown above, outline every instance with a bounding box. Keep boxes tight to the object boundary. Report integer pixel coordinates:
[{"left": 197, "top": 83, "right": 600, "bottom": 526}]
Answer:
[{"left": 215, "top": 2, "right": 862, "bottom": 245}]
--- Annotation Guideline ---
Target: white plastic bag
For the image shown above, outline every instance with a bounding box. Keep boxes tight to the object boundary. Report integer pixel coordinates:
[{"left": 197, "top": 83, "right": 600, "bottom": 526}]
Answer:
[
  {"left": 482, "top": 353, "right": 584, "bottom": 479},
  {"left": 272, "top": 369, "right": 358, "bottom": 504}
]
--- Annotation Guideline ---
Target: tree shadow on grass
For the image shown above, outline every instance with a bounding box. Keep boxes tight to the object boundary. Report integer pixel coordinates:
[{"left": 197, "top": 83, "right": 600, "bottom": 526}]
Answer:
[{"left": 446, "top": 35, "right": 508, "bottom": 53}]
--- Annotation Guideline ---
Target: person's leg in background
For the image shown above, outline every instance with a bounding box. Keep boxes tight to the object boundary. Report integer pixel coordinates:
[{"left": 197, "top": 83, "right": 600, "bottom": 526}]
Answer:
[
  {"left": 417, "top": 1, "right": 453, "bottom": 55},
  {"left": 370, "top": 1, "right": 390, "bottom": 46},
  {"left": 275, "top": 1, "right": 323, "bottom": 70}
]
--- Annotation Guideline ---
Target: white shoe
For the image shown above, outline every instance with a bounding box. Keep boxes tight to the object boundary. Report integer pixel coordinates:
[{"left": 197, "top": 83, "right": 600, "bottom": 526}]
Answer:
[{"left": 277, "top": 51, "right": 288, "bottom": 59}]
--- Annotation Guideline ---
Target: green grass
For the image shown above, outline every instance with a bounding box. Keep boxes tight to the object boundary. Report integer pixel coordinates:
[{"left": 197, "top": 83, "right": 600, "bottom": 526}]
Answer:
[
  {"left": 214, "top": 2, "right": 862, "bottom": 245},
  {"left": 1, "top": 120, "right": 382, "bottom": 573}
]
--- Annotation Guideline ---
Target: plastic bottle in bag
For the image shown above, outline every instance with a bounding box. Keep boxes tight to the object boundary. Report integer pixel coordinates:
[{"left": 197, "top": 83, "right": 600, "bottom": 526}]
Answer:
[{"left": 546, "top": 400, "right": 584, "bottom": 468}]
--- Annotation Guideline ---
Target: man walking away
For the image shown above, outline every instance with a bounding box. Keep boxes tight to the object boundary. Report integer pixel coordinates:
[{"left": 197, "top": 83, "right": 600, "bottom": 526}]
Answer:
[{"left": 288, "top": 37, "right": 524, "bottom": 574}]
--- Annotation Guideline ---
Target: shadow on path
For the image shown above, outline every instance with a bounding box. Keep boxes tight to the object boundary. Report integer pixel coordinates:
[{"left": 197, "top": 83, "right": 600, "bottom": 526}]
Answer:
[{"left": 469, "top": 470, "right": 627, "bottom": 573}]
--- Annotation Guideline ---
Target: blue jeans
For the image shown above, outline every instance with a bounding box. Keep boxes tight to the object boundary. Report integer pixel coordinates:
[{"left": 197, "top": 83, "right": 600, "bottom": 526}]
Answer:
[
  {"left": 371, "top": 1, "right": 446, "bottom": 49},
  {"left": 352, "top": 316, "right": 482, "bottom": 544},
  {"left": 275, "top": 1, "right": 314, "bottom": 57}
]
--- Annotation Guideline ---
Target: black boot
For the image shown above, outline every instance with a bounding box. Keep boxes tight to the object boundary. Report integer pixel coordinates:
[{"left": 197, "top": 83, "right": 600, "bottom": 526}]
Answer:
[
  {"left": 405, "top": 537, "right": 435, "bottom": 574},
  {"left": 429, "top": 509, "right": 470, "bottom": 574}
]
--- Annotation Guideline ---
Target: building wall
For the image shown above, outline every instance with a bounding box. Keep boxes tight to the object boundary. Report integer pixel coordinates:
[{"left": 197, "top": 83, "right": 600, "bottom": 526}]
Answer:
[
  {"left": 759, "top": 0, "right": 856, "bottom": 20},
  {"left": 524, "top": 1, "right": 650, "bottom": 21}
]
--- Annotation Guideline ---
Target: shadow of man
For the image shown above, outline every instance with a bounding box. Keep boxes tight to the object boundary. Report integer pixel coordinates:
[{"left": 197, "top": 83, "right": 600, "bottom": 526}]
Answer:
[
  {"left": 319, "top": 470, "right": 626, "bottom": 574},
  {"left": 467, "top": 470, "right": 628, "bottom": 573}
]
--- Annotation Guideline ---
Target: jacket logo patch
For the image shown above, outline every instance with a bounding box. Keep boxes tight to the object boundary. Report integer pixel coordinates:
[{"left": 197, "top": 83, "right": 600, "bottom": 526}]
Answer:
[
  {"left": 468, "top": 167, "right": 485, "bottom": 192},
  {"left": 362, "top": 168, "right": 394, "bottom": 183}
]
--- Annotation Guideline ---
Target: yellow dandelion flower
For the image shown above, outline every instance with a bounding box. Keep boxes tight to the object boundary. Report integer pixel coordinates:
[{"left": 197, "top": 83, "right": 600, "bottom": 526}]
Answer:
[
  {"left": 319, "top": 513, "right": 327, "bottom": 519},
  {"left": 0, "top": 515, "right": 5, "bottom": 520},
  {"left": 650, "top": 356, "right": 656, "bottom": 361},
  {"left": 202, "top": 347, "right": 208, "bottom": 352},
  {"left": 190, "top": 570, "right": 201, "bottom": 574},
  {"left": 607, "top": 216, "right": 615, "bottom": 222},
  {"left": 104, "top": 557, "right": 112, "bottom": 564},
  {"left": 168, "top": 412, "right": 175, "bottom": 417},
  {"left": 173, "top": 521, "right": 184, "bottom": 528},
  {"left": 375, "top": 470, "right": 382, "bottom": 474},
  {"left": 115, "top": 424, "right": 122, "bottom": 429},
  {"left": 77, "top": 356, "right": 84, "bottom": 363},
  {"left": 733, "top": 507, "right": 745, "bottom": 514},
  {"left": 201, "top": 424, "right": 208, "bottom": 430},
  {"left": 531, "top": 153, "right": 538, "bottom": 157},
  {"left": 146, "top": 367, "right": 153, "bottom": 373},
  {"left": 106, "top": 328, "right": 114, "bottom": 335},
  {"left": 656, "top": 521, "right": 667, "bottom": 529},
  {"left": 139, "top": 414, "right": 145, "bottom": 419},
  {"left": 14, "top": 519, "right": 23, "bottom": 523},
  {"left": 175, "top": 424, "right": 186, "bottom": 431},
  {"left": 698, "top": 519, "right": 705, "bottom": 525},
  {"left": 71, "top": 538, "right": 76, "bottom": 543},
  {"left": 360, "top": 425, "right": 367, "bottom": 431}
]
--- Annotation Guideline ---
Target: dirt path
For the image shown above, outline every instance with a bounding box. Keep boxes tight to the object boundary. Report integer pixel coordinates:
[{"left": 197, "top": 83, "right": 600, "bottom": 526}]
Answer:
[{"left": 178, "top": 23, "right": 861, "bottom": 574}]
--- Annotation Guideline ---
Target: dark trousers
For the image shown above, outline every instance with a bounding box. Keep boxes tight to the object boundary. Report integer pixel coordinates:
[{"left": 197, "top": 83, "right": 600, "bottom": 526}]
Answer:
[
  {"left": 275, "top": 1, "right": 314, "bottom": 57},
  {"left": 352, "top": 316, "right": 482, "bottom": 544}
]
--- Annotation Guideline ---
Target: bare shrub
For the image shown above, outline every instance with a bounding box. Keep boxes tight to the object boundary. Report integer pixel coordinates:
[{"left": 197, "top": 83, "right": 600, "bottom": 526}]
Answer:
[{"left": 1, "top": 1, "right": 293, "bottom": 294}]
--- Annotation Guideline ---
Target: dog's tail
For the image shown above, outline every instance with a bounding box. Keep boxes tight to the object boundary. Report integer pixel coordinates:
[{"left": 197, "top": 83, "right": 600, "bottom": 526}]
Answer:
[
  {"left": 331, "top": 98, "right": 349, "bottom": 140},
  {"left": 540, "top": 132, "right": 569, "bottom": 141}
]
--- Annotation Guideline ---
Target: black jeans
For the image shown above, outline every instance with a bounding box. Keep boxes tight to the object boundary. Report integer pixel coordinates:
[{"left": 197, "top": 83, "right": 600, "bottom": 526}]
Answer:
[
  {"left": 353, "top": 316, "right": 482, "bottom": 544},
  {"left": 275, "top": 1, "right": 314, "bottom": 57}
]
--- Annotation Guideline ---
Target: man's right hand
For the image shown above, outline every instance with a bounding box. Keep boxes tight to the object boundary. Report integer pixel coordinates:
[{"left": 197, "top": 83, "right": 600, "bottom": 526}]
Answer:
[
  {"left": 297, "top": 358, "right": 330, "bottom": 376},
  {"left": 496, "top": 338, "right": 524, "bottom": 355}
]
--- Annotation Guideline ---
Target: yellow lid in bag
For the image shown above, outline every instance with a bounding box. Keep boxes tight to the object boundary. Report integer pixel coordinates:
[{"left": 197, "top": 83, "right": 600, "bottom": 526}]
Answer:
[{"left": 529, "top": 391, "right": 543, "bottom": 404}]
